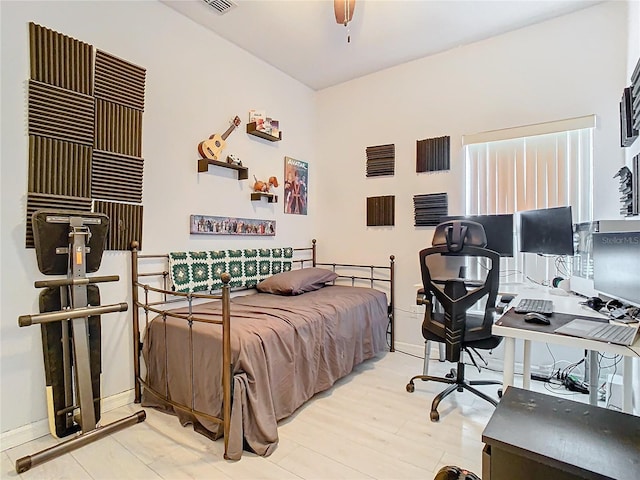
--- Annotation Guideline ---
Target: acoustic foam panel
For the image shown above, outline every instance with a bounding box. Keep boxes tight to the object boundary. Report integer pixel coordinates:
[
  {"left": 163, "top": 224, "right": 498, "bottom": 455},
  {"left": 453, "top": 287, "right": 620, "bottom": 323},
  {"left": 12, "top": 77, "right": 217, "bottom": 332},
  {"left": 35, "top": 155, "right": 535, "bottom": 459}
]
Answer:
[
  {"left": 414, "top": 193, "right": 448, "bottom": 226},
  {"left": 29, "top": 22, "right": 93, "bottom": 95},
  {"left": 26, "top": 25, "right": 146, "bottom": 251},
  {"left": 366, "top": 144, "right": 395, "bottom": 177},
  {"left": 28, "top": 135, "right": 92, "bottom": 198},
  {"left": 620, "top": 87, "right": 638, "bottom": 147},
  {"left": 416, "top": 136, "right": 450, "bottom": 172},
  {"left": 632, "top": 58, "right": 640, "bottom": 132},
  {"left": 28, "top": 80, "right": 94, "bottom": 145},
  {"left": 94, "top": 201, "right": 143, "bottom": 251},
  {"left": 94, "top": 99, "right": 143, "bottom": 157},
  {"left": 366, "top": 196, "right": 395, "bottom": 226},
  {"left": 91, "top": 150, "right": 143, "bottom": 203},
  {"left": 633, "top": 154, "right": 639, "bottom": 216},
  {"left": 94, "top": 50, "right": 146, "bottom": 111}
]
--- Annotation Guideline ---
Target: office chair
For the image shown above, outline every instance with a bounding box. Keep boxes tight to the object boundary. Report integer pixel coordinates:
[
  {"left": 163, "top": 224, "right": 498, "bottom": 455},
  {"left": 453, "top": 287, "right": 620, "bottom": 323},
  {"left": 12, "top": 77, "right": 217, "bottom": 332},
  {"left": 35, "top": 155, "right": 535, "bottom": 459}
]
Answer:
[{"left": 406, "top": 220, "right": 502, "bottom": 422}]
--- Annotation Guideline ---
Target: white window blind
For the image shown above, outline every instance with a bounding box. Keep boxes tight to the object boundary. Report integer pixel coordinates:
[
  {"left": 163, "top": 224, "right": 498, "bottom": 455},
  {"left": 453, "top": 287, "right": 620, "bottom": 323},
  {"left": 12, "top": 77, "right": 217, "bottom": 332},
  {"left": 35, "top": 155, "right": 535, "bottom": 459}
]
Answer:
[{"left": 463, "top": 118, "right": 594, "bottom": 284}]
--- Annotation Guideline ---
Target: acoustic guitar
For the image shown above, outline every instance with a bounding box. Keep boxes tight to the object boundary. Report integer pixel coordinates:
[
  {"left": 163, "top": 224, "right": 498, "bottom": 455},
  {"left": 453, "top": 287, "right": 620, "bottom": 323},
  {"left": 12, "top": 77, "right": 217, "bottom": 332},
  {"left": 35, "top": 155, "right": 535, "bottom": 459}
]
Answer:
[{"left": 198, "top": 116, "right": 241, "bottom": 161}]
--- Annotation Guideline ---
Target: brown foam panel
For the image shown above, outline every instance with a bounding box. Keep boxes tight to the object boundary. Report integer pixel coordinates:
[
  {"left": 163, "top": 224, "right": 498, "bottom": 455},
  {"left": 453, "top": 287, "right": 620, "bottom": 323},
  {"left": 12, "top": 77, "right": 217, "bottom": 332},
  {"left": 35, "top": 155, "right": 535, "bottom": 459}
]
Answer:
[
  {"left": 28, "top": 135, "right": 92, "bottom": 198},
  {"left": 29, "top": 22, "right": 93, "bottom": 95},
  {"left": 93, "top": 200, "right": 143, "bottom": 251},
  {"left": 28, "top": 80, "right": 94, "bottom": 146},
  {"left": 94, "top": 99, "right": 143, "bottom": 157},
  {"left": 94, "top": 50, "right": 146, "bottom": 111},
  {"left": 366, "top": 195, "right": 395, "bottom": 226},
  {"left": 91, "top": 150, "right": 143, "bottom": 203}
]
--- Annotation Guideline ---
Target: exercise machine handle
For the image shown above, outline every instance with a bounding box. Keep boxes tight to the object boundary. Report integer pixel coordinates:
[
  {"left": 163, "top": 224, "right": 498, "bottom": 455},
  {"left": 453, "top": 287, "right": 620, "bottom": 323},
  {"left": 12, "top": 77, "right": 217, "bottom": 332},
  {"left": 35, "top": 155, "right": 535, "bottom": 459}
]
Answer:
[
  {"left": 18, "top": 303, "right": 128, "bottom": 327},
  {"left": 34, "top": 275, "right": 120, "bottom": 289}
]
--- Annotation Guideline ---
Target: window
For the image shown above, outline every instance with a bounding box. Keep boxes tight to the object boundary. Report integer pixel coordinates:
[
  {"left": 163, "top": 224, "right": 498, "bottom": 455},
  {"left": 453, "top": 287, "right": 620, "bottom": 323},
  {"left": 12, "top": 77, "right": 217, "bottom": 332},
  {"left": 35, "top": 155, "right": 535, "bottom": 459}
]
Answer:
[{"left": 462, "top": 115, "right": 595, "bottom": 283}]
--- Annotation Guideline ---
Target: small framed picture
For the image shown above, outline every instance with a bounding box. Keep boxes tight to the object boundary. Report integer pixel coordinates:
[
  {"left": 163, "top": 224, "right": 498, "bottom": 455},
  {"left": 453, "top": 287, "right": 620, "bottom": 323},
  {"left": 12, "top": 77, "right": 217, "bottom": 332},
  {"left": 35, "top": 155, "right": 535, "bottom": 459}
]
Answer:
[
  {"left": 284, "top": 157, "right": 308, "bottom": 215},
  {"left": 190, "top": 215, "right": 275, "bottom": 236}
]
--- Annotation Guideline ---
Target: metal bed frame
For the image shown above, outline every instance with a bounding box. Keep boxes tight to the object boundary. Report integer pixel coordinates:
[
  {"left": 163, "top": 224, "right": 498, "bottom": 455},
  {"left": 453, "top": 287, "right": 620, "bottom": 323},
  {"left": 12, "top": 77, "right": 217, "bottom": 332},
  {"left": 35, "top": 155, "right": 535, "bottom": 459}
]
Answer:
[{"left": 129, "top": 239, "right": 394, "bottom": 459}]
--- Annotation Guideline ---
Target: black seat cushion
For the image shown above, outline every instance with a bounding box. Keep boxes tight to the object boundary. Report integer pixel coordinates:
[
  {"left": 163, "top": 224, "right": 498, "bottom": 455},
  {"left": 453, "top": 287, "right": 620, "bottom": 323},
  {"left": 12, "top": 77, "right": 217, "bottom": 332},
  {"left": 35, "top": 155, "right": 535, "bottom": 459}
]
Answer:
[{"left": 422, "top": 312, "right": 502, "bottom": 350}]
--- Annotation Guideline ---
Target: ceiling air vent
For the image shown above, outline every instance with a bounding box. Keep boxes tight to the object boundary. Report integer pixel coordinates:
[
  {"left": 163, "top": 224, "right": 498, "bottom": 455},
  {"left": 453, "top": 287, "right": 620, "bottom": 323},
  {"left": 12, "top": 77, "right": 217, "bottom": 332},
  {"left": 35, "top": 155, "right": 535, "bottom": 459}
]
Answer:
[{"left": 202, "top": 0, "right": 238, "bottom": 15}]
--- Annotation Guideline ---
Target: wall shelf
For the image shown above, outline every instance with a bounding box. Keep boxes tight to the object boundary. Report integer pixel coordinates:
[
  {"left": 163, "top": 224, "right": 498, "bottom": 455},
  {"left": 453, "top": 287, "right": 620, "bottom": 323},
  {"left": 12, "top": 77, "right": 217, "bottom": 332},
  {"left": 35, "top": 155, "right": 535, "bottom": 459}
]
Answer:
[
  {"left": 197, "top": 158, "right": 249, "bottom": 180},
  {"left": 251, "top": 192, "right": 278, "bottom": 203},
  {"left": 246, "top": 122, "right": 282, "bottom": 142}
]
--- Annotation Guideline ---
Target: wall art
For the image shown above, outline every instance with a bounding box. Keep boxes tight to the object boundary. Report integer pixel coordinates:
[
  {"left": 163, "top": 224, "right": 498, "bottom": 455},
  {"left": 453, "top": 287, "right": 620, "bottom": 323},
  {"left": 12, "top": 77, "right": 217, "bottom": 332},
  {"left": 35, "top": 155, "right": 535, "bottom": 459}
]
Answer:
[
  {"left": 284, "top": 156, "right": 308, "bottom": 215},
  {"left": 190, "top": 215, "right": 275, "bottom": 236}
]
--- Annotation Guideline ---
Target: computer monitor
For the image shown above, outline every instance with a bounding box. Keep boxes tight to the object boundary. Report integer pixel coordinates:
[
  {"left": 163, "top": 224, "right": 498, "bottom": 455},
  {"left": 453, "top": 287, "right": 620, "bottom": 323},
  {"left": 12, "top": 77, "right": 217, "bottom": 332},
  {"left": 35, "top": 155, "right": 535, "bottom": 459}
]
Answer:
[
  {"left": 441, "top": 214, "right": 514, "bottom": 257},
  {"left": 518, "top": 206, "right": 574, "bottom": 255},
  {"left": 592, "top": 231, "right": 640, "bottom": 307}
]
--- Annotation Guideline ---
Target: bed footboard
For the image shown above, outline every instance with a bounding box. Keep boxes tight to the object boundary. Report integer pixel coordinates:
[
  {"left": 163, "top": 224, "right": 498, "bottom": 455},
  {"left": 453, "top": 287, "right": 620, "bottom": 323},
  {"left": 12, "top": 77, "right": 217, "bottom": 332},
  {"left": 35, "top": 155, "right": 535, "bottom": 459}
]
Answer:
[{"left": 130, "top": 241, "right": 232, "bottom": 457}]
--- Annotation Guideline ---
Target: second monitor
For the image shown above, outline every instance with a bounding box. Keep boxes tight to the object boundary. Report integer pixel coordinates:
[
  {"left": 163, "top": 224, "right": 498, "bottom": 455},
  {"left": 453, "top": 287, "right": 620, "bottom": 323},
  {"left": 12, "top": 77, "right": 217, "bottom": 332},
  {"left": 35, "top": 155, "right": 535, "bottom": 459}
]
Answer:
[
  {"left": 518, "top": 206, "right": 574, "bottom": 256},
  {"left": 441, "top": 214, "right": 514, "bottom": 256}
]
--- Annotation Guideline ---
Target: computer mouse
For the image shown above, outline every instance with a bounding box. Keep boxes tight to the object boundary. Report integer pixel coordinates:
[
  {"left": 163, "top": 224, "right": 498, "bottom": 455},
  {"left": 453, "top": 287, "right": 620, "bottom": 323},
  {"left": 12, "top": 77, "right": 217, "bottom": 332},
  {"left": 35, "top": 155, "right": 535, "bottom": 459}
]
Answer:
[{"left": 524, "top": 312, "right": 551, "bottom": 325}]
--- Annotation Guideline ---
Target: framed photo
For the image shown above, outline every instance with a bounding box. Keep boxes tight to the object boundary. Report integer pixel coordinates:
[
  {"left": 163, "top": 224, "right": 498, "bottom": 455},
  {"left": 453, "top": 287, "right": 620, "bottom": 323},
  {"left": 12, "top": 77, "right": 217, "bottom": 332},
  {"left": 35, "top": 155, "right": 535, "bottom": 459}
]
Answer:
[
  {"left": 190, "top": 215, "right": 275, "bottom": 236},
  {"left": 284, "top": 156, "right": 308, "bottom": 215}
]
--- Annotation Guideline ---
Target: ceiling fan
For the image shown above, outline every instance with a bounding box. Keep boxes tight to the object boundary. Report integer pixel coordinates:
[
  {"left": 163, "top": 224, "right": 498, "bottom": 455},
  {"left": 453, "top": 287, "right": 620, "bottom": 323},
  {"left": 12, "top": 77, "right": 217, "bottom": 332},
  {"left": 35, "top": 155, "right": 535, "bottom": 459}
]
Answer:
[{"left": 334, "top": 0, "right": 356, "bottom": 43}]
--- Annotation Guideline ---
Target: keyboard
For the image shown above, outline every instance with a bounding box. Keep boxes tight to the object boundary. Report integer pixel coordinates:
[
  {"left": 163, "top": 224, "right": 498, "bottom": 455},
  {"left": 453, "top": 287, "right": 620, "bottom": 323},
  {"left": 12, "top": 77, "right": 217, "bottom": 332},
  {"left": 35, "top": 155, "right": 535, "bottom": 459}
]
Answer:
[
  {"left": 589, "top": 323, "right": 638, "bottom": 345},
  {"left": 514, "top": 298, "right": 554, "bottom": 316},
  {"left": 555, "top": 319, "right": 639, "bottom": 346}
]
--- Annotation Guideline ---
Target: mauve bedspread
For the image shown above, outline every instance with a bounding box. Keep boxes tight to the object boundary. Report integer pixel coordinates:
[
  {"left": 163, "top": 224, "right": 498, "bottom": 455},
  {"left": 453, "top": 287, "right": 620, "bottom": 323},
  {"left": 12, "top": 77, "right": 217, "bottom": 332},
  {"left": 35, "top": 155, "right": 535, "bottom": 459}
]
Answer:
[{"left": 141, "top": 285, "right": 388, "bottom": 459}]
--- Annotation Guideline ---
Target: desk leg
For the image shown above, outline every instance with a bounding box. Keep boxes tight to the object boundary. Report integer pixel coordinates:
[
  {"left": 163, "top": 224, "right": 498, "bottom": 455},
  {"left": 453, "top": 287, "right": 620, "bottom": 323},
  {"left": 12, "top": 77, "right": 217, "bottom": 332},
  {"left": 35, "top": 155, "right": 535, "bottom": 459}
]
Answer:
[
  {"left": 503, "top": 337, "right": 515, "bottom": 391},
  {"left": 623, "top": 356, "right": 632, "bottom": 414},
  {"left": 589, "top": 350, "right": 598, "bottom": 406},
  {"left": 523, "top": 340, "right": 531, "bottom": 390}
]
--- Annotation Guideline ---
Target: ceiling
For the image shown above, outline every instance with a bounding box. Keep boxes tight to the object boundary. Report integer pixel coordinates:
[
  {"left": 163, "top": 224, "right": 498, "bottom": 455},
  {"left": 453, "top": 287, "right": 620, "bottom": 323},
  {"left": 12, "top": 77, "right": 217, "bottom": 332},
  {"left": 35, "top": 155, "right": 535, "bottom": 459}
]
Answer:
[{"left": 162, "top": 0, "right": 601, "bottom": 91}]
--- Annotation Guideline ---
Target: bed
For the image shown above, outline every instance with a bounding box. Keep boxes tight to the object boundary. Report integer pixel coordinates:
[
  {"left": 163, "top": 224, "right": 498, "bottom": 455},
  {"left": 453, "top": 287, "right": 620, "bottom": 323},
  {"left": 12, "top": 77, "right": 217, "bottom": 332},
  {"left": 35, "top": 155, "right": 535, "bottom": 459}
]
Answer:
[{"left": 130, "top": 240, "right": 394, "bottom": 460}]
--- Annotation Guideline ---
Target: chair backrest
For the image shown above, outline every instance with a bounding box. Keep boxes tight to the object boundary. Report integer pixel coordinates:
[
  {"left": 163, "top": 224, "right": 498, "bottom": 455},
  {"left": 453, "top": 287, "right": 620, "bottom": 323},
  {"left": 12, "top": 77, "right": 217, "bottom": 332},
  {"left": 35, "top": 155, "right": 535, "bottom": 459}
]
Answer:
[{"left": 420, "top": 220, "right": 500, "bottom": 362}]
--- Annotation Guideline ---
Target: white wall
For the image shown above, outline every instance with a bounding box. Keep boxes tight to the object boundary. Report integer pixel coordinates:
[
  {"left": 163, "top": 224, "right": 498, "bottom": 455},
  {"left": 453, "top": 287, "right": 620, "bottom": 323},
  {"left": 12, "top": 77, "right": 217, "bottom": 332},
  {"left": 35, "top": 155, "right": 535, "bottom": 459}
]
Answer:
[
  {"left": 314, "top": 1, "right": 629, "bottom": 355},
  {"left": 1, "top": 0, "right": 636, "bottom": 440},
  {"left": 1, "top": 0, "right": 316, "bottom": 436}
]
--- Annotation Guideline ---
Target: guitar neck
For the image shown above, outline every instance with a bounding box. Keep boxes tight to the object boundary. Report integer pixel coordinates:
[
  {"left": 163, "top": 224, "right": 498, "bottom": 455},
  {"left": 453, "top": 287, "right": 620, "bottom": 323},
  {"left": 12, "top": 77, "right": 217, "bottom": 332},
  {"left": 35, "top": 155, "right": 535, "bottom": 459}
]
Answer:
[{"left": 221, "top": 123, "right": 237, "bottom": 141}]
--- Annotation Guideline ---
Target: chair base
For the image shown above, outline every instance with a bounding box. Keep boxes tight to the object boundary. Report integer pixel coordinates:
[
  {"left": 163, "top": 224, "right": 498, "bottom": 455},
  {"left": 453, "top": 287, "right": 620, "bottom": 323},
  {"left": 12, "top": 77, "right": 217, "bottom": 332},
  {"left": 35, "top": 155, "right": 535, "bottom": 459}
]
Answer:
[{"left": 406, "top": 362, "right": 501, "bottom": 422}]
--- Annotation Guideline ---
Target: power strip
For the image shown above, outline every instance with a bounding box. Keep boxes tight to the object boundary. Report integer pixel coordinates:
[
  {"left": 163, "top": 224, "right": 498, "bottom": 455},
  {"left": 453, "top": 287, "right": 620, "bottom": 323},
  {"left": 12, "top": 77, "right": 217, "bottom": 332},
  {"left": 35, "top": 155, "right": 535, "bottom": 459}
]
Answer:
[
  {"left": 531, "top": 373, "right": 552, "bottom": 382},
  {"left": 564, "top": 375, "right": 589, "bottom": 394}
]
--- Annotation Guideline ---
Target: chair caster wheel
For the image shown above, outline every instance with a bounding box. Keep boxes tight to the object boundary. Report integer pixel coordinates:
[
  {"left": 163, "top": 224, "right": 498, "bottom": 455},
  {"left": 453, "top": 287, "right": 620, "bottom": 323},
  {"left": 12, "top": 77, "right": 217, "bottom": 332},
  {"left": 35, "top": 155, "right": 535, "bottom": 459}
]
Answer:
[
  {"left": 406, "top": 383, "right": 415, "bottom": 393},
  {"left": 430, "top": 410, "right": 440, "bottom": 422},
  {"left": 445, "top": 368, "right": 455, "bottom": 379},
  {"left": 498, "top": 388, "right": 503, "bottom": 398}
]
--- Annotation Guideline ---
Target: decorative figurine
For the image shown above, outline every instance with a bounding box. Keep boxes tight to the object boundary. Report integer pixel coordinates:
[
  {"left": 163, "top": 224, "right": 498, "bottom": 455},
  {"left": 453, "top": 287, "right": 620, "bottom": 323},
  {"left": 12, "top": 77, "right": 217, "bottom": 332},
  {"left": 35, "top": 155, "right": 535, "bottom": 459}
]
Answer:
[
  {"left": 253, "top": 176, "right": 279, "bottom": 193},
  {"left": 226, "top": 154, "right": 242, "bottom": 167}
]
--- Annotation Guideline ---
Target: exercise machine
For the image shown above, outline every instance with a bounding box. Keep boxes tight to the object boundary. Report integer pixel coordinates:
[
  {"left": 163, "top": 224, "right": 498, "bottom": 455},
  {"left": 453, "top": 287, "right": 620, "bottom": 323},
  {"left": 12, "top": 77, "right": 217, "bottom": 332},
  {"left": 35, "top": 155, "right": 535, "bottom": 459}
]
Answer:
[{"left": 16, "top": 210, "right": 145, "bottom": 473}]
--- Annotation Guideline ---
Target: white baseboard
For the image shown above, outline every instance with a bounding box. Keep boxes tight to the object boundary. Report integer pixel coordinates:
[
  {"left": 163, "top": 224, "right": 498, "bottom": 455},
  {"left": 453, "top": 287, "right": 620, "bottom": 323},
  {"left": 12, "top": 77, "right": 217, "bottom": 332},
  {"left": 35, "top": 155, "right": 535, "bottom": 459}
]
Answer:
[
  {"left": 0, "top": 419, "right": 51, "bottom": 453},
  {"left": 0, "top": 389, "right": 135, "bottom": 452},
  {"left": 393, "top": 341, "right": 553, "bottom": 379},
  {"left": 394, "top": 341, "right": 425, "bottom": 357},
  {"left": 102, "top": 389, "right": 135, "bottom": 414}
]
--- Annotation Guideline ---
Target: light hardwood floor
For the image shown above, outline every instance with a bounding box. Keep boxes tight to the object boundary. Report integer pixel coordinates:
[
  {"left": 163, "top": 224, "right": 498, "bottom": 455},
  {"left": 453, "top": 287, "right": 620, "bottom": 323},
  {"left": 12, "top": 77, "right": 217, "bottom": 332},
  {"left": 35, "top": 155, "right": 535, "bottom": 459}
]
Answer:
[{"left": 2, "top": 351, "right": 507, "bottom": 479}]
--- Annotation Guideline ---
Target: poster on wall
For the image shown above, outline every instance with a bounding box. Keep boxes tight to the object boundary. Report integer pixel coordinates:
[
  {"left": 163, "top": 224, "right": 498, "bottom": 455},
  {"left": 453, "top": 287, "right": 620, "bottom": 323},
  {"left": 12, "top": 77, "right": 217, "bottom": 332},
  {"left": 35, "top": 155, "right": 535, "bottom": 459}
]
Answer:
[
  {"left": 190, "top": 215, "right": 275, "bottom": 236},
  {"left": 284, "top": 156, "right": 308, "bottom": 215}
]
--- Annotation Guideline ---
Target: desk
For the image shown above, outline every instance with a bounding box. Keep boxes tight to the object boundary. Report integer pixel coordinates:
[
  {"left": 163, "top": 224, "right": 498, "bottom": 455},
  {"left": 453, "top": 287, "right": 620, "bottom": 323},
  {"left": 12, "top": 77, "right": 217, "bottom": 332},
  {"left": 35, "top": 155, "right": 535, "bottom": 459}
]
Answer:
[
  {"left": 482, "top": 387, "right": 640, "bottom": 480},
  {"left": 493, "top": 286, "right": 640, "bottom": 413}
]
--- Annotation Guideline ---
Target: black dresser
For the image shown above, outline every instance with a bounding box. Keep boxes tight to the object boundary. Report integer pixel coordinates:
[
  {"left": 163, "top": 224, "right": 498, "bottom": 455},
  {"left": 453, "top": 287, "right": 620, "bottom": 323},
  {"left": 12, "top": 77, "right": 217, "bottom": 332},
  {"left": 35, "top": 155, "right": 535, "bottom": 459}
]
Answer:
[{"left": 482, "top": 387, "right": 640, "bottom": 480}]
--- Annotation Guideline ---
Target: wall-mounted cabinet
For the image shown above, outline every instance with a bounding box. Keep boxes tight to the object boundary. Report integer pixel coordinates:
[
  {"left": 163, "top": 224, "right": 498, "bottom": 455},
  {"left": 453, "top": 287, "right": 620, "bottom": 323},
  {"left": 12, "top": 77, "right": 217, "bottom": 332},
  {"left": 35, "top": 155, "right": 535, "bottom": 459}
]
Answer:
[
  {"left": 251, "top": 192, "right": 278, "bottom": 203},
  {"left": 197, "top": 158, "right": 249, "bottom": 180},
  {"left": 246, "top": 122, "right": 282, "bottom": 142}
]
